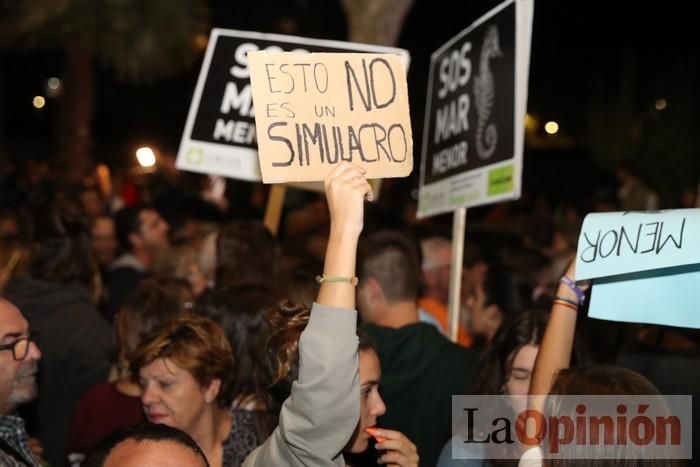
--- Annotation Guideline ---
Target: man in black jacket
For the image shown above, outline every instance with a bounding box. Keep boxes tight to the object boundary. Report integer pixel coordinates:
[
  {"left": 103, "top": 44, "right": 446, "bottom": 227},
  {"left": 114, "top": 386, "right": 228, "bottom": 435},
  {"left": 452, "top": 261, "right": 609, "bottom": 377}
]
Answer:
[{"left": 357, "top": 231, "right": 479, "bottom": 467}]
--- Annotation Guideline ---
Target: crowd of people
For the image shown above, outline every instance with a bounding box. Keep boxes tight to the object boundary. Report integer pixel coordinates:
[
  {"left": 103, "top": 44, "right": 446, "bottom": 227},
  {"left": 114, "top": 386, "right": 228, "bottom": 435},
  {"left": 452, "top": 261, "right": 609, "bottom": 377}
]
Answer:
[{"left": 0, "top": 158, "right": 698, "bottom": 467}]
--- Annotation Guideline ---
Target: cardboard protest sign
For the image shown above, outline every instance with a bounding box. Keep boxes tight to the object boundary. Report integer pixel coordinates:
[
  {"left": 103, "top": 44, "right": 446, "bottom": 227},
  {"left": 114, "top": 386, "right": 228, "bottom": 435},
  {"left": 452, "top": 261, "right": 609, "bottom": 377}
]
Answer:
[
  {"left": 176, "top": 29, "right": 409, "bottom": 182},
  {"left": 576, "top": 209, "right": 700, "bottom": 329},
  {"left": 248, "top": 52, "right": 413, "bottom": 183},
  {"left": 417, "top": 0, "right": 533, "bottom": 218}
]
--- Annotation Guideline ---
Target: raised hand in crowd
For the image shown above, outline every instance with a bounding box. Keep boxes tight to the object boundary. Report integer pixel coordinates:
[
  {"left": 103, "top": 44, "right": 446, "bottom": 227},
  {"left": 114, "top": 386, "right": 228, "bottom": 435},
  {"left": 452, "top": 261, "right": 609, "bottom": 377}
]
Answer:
[
  {"left": 528, "top": 259, "right": 588, "bottom": 403},
  {"left": 243, "top": 161, "right": 372, "bottom": 467}
]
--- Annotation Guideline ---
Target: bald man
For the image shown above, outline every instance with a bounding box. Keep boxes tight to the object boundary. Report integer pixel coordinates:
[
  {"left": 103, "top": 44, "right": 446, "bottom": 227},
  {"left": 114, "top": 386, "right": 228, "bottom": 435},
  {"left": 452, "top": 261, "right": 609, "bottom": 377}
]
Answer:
[
  {"left": 83, "top": 424, "right": 209, "bottom": 467},
  {"left": 0, "top": 298, "right": 42, "bottom": 466}
]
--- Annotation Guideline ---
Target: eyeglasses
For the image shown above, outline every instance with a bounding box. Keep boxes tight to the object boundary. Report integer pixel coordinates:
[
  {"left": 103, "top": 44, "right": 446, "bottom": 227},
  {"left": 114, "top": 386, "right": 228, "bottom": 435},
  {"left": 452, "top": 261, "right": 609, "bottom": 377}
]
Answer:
[{"left": 0, "top": 333, "right": 36, "bottom": 361}]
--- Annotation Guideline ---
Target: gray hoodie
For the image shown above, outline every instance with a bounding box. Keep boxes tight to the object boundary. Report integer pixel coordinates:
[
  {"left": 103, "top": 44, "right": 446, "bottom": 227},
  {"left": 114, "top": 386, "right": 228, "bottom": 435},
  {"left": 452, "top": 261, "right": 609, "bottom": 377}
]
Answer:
[{"left": 243, "top": 303, "right": 359, "bottom": 467}]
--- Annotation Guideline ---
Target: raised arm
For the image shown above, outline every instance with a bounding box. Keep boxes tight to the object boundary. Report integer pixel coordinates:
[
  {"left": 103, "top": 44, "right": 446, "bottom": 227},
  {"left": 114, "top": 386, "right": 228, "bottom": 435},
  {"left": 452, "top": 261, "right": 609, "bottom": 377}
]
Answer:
[
  {"left": 316, "top": 162, "right": 372, "bottom": 308},
  {"left": 528, "top": 260, "right": 583, "bottom": 406},
  {"left": 244, "top": 163, "right": 373, "bottom": 467}
]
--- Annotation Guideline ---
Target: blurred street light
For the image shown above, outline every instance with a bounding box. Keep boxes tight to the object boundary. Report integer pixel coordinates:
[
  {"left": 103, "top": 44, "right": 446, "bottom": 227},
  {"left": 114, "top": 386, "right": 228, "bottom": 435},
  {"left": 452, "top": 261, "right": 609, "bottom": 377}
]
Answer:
[
  {"left": 32, "top": 96, "right": 46, "bottom": 109},
  {"left": 46, "top": 77, "right": 62, "bottom": 98},
  {"left": 655, "top": 98, "right": 667, "bottom": 111},
  {"left": 544, "top": 120, "right": 559, "bottom": 135},
  {"left": 136, "top": 146, "right": 156, "bottom": 167}
]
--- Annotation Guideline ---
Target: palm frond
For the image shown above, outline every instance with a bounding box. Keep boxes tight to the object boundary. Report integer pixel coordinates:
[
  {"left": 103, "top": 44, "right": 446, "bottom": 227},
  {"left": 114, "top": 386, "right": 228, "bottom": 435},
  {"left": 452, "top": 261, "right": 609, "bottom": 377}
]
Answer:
[
  {"left": 0, "top": 0, "right": 210, "bottom": 81},
  {"left": 95, "top": 0, "right": 210, "bottom": 81}
]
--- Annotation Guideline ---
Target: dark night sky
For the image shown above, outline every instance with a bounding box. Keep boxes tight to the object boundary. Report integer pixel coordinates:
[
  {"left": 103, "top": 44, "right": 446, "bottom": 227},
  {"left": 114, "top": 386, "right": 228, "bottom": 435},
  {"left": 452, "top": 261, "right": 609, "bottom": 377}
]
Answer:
[{"left": 1, "top": 0, "right": 698, "bottom": 201}]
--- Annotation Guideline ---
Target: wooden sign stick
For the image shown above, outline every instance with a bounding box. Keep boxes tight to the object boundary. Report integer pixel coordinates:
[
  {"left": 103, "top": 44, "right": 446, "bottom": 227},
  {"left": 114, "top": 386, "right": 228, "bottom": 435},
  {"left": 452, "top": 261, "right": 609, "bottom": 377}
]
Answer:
[{"left": 263, "top": 185, "right": 287, "bottom": 236}]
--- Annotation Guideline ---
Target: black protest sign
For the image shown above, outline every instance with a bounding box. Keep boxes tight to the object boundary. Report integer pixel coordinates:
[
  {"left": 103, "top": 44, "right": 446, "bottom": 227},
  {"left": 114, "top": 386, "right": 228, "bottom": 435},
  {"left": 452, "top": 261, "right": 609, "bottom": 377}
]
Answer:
[
  {"left": 417, "top": 0, "right": 532, "bottom": 218},
  {"left": 424, "top": 4, "right": 515, "bottom": 185},
  {"left": 176, "top": 29, "right": 409, "bottom": 181}
]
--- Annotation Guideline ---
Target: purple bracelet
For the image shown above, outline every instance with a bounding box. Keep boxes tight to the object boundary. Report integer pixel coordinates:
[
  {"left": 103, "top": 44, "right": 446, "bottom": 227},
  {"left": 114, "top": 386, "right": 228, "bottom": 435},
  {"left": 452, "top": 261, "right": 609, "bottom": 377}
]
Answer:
[{"left": 559, "top": 275, "right": 585, "bottom": 305}]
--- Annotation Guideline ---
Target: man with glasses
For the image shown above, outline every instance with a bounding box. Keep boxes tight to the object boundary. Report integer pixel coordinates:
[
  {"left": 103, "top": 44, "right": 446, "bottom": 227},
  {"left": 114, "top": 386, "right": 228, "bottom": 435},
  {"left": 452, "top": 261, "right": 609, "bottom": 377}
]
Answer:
[{"left": 0, "top": 298, "right": 42, "bottom": 466}]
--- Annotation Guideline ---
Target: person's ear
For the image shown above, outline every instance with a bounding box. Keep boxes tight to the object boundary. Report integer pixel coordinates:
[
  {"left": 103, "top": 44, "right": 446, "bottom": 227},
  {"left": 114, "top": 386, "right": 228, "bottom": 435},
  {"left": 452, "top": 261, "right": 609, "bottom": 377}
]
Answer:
[
  {"left": 204, "top": 378, "right": 222, "bottom": 404},
  {"left": 465, "top": 293, "right": 475, "bottom": 308},
  {"left": 366, "top": 278, "right": 386, "bottom": 306},
  {"left": 484, "top": 304, "right": 503, "bottom": 327},
  {"left": 357, "top": 278, "right": 381, "bottom": 307},
  {"left": 129, "top": 232, "right": 143, "bottom": 249}
]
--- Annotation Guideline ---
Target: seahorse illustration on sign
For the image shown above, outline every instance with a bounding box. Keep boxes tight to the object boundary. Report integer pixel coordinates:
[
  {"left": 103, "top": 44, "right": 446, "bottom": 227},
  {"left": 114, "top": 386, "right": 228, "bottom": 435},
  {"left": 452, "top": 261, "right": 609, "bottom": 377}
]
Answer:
[{"left": 473, "top": 25, "right": 502, "bottom": 160}]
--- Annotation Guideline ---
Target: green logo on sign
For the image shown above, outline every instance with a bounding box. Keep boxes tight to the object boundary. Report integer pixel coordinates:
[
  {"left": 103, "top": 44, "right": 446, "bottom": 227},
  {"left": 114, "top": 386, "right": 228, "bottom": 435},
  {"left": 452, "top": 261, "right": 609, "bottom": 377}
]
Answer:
[
  {"left": 186, "top": 148, "right": 204, "bottom": 165},
  {"left": 450, "top": 191, "right": 478, "bottom": 206},
  {"left": 487, "top": 165, "right": 514, "bottom": 195}
]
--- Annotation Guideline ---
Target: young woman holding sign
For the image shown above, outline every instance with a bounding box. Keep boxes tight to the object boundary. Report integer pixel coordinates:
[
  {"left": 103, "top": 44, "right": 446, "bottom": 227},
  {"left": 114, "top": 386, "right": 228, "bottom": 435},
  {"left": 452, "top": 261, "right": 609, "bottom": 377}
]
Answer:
[
  {"left": 244, "top": 162, "right": 417, "bottom": 467},
  {"left": 261, "top": 306, "right": 420, "bottom": 467}
]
